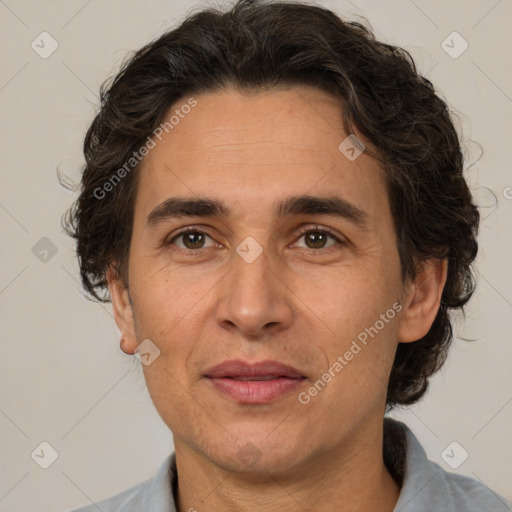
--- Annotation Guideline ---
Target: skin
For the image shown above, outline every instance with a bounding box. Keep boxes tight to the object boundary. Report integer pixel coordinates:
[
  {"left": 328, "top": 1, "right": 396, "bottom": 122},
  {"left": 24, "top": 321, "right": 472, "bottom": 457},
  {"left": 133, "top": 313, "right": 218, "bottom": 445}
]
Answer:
[{"left": 108, "top": 85, "right": 447, "bottom": 512}]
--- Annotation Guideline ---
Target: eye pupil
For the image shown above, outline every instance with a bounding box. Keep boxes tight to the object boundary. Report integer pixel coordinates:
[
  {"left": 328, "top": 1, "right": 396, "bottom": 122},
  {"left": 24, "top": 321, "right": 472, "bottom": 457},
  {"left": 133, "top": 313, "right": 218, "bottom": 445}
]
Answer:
[
  {"left": 306, "top": 232, "right": 327, "bottom": 249},
  {"left": 183, "top": 232, "right": 204, "bottom": 249}
]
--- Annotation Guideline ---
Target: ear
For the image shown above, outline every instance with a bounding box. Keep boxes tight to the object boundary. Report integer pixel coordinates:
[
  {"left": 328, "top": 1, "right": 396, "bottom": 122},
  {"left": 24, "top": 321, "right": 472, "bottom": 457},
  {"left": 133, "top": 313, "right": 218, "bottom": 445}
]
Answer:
[
  {"left": 397, "top": 258, "right": 448, "bottom": 343},
  {"left": 107, "top": 265, "right": 138, "bottom": 355}
]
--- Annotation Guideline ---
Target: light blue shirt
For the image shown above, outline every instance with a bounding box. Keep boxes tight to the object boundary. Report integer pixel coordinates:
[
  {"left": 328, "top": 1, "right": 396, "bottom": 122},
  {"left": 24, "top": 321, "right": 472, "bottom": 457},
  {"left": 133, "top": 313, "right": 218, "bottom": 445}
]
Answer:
[{"left": 68, "top": 418, "right": 511, "bottom": 511}]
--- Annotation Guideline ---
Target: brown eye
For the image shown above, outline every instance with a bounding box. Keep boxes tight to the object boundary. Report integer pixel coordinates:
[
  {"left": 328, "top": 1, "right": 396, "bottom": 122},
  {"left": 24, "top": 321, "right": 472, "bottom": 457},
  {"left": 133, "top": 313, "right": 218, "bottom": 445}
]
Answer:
[
  {"left": 169, "top": 230, "right": 216, "bottom": 250},
  {"left": 295, "top": 228, "right": 340, "bottom": 250},
  {"left": 182, "top": 232, "right": 205, "bottom": 249},
  {"left": 304, "top": 232, "right": 329, "bottom": 249}
]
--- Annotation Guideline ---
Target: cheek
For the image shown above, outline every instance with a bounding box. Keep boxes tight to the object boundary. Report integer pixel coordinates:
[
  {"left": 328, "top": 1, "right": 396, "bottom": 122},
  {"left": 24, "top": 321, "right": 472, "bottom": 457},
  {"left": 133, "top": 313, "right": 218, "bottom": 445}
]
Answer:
[
  {"left": 297, "top": 262, "right": 401, "bottom": 392},
  {"left": 297, "top": 263, "right": 397, "bottom": 336},
  {"left": 130, "top": 264, "right": 216, "bottom": 337},
  {"left": 133, "top": 278, "right": 206, "bottom": 425},
  {"left": 129, "top": 275, "right": 212, "bottom": 403},
  {"left": 303, "top": 306, "right": 399, "bottom": 431}
]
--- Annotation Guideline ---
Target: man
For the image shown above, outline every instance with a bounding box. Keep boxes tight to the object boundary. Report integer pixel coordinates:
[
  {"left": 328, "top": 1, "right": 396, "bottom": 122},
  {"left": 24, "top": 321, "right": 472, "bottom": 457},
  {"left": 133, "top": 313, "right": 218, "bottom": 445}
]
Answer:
[{"left": 63, "top": 0, "right": 510, "bottom": 510}]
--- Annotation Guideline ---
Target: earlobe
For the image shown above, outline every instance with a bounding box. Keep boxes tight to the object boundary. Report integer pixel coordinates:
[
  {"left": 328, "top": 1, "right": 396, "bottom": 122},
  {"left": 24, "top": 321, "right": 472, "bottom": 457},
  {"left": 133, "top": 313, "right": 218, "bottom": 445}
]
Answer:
[
  {"left": 397, "top": 258, "right": 448, "bottom": 344},
  {"left": 107, "top": 265, "right": 138, "bottom": 355}
]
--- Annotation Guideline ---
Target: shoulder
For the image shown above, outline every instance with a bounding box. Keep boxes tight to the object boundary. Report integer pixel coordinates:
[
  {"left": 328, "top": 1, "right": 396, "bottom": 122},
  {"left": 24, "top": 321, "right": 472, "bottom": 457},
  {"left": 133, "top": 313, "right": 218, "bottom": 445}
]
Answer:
[
  {"left": 386, "top": 418, "right": 511, "bottom": 512},
  {"left": 440, "top": 469, "right": 511, "bottom": 510},
  {"left": 67, "top": 480, "right": 148, "bottom": 512},
  {"left": 65, "top": 454, "right": 177, "bottom": 512}
]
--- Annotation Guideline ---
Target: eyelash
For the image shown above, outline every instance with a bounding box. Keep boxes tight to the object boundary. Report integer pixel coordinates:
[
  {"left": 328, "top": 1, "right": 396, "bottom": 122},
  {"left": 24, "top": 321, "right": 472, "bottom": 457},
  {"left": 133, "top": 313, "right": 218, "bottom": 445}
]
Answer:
[
  {"left": 295, "top": 225, "right": 344, "bottom": 250},
  {"left": 165, "top": 224, "right": 344, "bottom": 254}
]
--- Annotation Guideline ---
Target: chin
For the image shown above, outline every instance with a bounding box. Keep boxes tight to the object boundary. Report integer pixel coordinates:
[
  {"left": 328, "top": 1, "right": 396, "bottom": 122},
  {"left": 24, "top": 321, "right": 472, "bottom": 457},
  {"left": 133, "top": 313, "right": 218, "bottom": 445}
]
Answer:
[{"left": 203, "top": 433, "right": 310, "bottom": 476}]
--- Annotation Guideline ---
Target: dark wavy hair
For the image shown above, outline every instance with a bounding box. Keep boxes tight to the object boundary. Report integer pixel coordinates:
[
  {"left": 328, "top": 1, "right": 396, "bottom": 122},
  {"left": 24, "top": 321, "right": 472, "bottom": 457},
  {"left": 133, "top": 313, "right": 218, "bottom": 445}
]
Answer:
[{"left": 61, "top": 0, "right": 479, "bottom": 410}]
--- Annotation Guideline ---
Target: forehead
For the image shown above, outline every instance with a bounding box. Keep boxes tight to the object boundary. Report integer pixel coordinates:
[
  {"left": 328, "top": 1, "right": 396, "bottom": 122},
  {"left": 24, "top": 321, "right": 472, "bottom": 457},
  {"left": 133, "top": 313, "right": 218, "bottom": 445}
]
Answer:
[
  {"left": 134, "top": 85, "right": 388, "bottom": 223},
  {"left": 154, "top": 85, "right": 347, "bottom": 163}
]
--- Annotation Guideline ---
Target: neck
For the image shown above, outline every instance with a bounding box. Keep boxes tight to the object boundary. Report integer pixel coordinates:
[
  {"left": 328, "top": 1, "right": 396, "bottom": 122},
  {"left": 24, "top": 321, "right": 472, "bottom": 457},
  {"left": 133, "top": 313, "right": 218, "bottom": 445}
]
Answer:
[{"left": 173, "top": 419, "right": 401, "bottom": 512}]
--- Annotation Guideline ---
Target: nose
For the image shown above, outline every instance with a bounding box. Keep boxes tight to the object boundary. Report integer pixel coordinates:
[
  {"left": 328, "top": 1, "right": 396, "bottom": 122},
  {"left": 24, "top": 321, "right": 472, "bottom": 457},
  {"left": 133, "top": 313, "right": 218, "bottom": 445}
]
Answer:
[{"left": 215, "top": 247, "right": 293, "bottom": 339}]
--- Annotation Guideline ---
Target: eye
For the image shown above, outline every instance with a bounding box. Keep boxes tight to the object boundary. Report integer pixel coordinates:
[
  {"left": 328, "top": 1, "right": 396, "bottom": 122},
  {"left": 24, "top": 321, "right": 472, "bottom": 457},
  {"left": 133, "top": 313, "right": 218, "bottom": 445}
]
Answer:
[
  {"left": 294, "top": 225, "right": 343, "bottom": 250},
  {"left": 167, "top": 228, "right": 217, "bottom": 250},
  {"left": 165, "top": 225, "right": 343, "bottom": 253}
]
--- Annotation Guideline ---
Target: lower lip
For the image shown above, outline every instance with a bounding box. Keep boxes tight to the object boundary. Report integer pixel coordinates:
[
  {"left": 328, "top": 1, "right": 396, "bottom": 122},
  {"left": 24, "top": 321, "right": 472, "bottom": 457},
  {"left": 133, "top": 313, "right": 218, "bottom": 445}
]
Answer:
[{"left": 206, "top": 377, "right": 305, "bottom": 404}]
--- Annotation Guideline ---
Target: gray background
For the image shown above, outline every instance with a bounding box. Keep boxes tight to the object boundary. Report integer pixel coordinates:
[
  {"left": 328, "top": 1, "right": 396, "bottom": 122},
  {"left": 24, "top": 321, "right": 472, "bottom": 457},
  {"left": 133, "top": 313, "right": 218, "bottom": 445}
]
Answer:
[{"left": 0, "top": 0, "right": 511, "bottom": 510}]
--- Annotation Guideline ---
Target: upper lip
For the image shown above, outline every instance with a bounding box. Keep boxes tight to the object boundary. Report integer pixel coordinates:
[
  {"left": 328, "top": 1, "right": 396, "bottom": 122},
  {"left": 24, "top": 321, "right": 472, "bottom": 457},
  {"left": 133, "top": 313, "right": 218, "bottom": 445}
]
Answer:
[{"left": 204, "top": 359, "right": 305, "bottom": 379}]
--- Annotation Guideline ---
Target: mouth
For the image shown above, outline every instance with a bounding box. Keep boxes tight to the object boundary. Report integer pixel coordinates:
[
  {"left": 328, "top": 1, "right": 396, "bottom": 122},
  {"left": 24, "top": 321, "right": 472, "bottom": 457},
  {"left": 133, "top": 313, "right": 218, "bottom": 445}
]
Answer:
[
  {"left": 228, "top": 375, "right": 284, "bottom": 381},
  {"left": 204, "top": 359, "right": 306, "bottom": 404}
]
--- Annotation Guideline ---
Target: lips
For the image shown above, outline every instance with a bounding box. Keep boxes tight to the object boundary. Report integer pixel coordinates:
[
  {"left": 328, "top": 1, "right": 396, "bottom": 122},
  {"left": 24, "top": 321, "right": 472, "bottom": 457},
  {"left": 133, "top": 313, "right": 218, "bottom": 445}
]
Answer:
[
  {"left": 204, "top": 359, "right": 305, "bottom": 379},
  {"left": 204, "top": 360, "right": 306, "bottom": 404}
]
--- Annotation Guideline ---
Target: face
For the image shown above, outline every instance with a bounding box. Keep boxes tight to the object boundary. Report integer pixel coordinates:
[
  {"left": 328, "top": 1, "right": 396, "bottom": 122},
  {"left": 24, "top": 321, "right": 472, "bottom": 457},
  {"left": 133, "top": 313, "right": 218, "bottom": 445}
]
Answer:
[{"left": 109, "top": 85, "right": 444, "bottom": 475}]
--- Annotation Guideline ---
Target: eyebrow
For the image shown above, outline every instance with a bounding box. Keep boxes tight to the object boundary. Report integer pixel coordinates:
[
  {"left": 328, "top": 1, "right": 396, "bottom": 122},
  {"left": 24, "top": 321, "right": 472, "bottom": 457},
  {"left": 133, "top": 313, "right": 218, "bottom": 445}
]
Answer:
[{"left": 146, "top": 194, "right": 369, "bottom": 229}]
